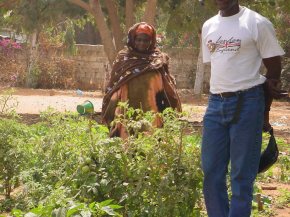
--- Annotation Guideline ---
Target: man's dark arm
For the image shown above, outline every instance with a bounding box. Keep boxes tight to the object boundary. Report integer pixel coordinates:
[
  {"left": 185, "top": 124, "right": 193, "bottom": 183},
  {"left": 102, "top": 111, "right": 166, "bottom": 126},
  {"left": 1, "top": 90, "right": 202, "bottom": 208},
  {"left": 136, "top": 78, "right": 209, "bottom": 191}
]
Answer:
[
  {"left": 262, "top": 56, "right": 283, "bottom": 131},
  {"left": 263, "top": 56, "right": 282, "bottom": 97}
]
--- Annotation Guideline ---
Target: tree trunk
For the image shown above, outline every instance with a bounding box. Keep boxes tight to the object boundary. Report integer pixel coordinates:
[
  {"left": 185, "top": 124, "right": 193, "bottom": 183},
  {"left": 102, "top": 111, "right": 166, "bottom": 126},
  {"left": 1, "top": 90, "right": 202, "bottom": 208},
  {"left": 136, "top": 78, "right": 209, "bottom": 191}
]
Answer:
[
  {"left": 104, "top": 0, "right": 124, "bottom": 52},
  {"left": 126, "top": 0, "right": 135, "bottom": 31},
  {"left": 142, "top": 0, "right": 157, "bottom": 26},
  {"left": 90, "top": 0, "right": 117, "bottom": 65},
  {"left": 69, "top": 0, "right": 117, "bottom": 65},
  {"left": 5, "top": 177, "right": 11, "bottom": 199},
  {"left": 193, "top": 33, "right": 205, "bottom": 95},
  {"left": 26, "top": 30, "right": 39, "bottom": 88}
]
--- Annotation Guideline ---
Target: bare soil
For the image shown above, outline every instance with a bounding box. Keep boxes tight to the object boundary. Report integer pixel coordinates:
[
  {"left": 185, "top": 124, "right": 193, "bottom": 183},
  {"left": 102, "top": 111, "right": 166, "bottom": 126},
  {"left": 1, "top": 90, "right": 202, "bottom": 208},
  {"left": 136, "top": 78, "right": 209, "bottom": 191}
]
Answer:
[
  {"left": 2, "top": 88, "right": 289, "bottom": 143},
  {"left": 258, "top": 182, "right": 290, "bottom": 217}
]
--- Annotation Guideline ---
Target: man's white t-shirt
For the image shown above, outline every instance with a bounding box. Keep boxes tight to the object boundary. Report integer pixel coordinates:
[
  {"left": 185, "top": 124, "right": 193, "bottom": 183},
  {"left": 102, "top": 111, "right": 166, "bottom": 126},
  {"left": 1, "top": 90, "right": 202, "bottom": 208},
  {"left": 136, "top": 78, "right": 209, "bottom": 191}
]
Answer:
[{"left": 202, "top": 6, "right": 285, "bottom": 94}]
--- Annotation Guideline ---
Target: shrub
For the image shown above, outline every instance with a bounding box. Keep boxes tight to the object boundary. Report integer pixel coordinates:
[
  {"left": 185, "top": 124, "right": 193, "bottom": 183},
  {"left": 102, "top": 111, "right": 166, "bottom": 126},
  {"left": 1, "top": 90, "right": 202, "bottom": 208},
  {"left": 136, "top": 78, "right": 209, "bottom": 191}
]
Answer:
[
  {"left": 0, "top": 118, "right": 28, "bottom": 199},
  {"left": 3, "top": 107, "right": 203, "bottom": 216}
]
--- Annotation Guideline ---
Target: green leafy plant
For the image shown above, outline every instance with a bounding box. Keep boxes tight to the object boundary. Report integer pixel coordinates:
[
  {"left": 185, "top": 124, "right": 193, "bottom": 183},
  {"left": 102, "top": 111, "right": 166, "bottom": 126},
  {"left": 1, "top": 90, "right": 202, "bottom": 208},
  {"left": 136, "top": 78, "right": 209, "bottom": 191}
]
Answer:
[
  {"left": 1, "top": 105, "right": 204, "bottom": 216},
  {"left": 0, "top": 118, "right": 28, "bottom": 199},
  {"left": 11, "top": 199, "right": 122, "bottom": 217},
  {"left": 96, "top": 104, "right": 203, "bottom": 216},
  {"left": 0, "top": 88, "right": 19, "bottom": 117},
  {"left": 26, "top": 62, "right": 41, "bottom": 89},
  {"left": 276, "top": 188, "right": 290, "bottom": 208}
]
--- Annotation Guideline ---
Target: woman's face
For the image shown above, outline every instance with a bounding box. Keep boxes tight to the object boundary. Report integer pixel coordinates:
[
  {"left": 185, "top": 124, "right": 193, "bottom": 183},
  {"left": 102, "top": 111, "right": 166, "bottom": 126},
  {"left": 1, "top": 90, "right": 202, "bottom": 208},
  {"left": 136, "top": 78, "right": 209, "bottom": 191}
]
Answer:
[{"left": 134, "top": 33, "right": 152, "bottom": 52}]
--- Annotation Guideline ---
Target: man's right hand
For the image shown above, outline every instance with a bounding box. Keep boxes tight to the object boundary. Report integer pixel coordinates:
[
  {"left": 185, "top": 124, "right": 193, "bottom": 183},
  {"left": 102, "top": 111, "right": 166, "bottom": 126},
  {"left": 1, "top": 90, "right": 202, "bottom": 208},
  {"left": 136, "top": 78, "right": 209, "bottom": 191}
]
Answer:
[
  {"left": 264, "top": 78, "right": 287, "bottom": 99},
  {"left": 263, "top": 111, "right": 272, "bottom": 132}
]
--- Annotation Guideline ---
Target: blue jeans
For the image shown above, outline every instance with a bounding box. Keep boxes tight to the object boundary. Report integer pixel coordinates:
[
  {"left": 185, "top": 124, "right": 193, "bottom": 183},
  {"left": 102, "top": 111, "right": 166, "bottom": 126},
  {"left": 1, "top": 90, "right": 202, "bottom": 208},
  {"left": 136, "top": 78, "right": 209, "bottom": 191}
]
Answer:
[{"left": 201, "top": 85, "right": 264, "bottom": 217}]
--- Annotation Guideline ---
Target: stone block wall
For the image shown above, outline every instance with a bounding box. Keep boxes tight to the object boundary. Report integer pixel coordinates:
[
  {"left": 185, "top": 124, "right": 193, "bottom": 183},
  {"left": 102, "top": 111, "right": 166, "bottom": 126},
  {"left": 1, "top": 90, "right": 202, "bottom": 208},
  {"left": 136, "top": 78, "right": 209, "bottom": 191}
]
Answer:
[
  {"left": 8, "top": 44, "right": 212, "bottom": 91},
  {"left": 71, "top": 44, "right": 208, "bottom": 91},
  {"left": 4, "top": 44, "right": 290, "bottom": 91},
  {"left": 164, "top": 47, "right": 198, "bottom": 89},
  {"left": 69, "top": 44, "right": 110, "bottom": 90}
]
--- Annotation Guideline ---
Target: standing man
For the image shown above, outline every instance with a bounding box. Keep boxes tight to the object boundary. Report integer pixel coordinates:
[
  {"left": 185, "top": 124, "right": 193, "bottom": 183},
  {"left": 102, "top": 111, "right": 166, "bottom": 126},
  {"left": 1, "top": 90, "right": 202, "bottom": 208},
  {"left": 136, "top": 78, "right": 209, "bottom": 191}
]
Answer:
[{"left": 201, "top": 0, "right": 285, "bottom": 217}]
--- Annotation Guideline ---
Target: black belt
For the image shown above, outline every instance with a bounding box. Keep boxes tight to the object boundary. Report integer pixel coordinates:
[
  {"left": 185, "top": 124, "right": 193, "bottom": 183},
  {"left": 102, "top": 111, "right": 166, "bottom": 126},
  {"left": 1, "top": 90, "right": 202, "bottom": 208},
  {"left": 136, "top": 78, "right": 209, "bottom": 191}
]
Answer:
[
  {"left": 212, "top": 92, "right": 239, "bottom": 98},
  {"left": 211, "top": 85, "right": 261, "bottom": 98}
]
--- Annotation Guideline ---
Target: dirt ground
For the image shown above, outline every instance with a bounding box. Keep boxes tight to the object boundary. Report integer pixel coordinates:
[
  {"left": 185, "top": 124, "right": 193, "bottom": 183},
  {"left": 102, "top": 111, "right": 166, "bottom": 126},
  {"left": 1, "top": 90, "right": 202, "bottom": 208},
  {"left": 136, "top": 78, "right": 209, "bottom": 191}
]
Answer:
[
  {"left": 257, "top": 182, "right": 290, "bottom": 217},
  {"left": 3, "top": 87, "right": 289, "bottom": 142},
  {"left": 0, "top": 87, "right": 289, "bottom": 216}
]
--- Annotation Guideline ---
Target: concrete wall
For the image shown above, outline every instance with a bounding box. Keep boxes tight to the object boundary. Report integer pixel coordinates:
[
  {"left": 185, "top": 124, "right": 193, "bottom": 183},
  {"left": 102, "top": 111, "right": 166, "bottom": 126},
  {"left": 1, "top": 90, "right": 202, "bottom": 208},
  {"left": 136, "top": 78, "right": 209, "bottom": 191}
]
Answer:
[
  {"left": 164, "top": 47, "right": 197, "bottom": 89},
  {"left": 69, "top": 44, "right": 110, "bottom": 90},
  {"left": 6, "top": 44, "right": 210, "bottom": 91},
  {"left": 70, "top": 44, "right": 209, "bottom": 91},
  {"left": 5, "top": 43, "right": 290, "bottom": 92}
]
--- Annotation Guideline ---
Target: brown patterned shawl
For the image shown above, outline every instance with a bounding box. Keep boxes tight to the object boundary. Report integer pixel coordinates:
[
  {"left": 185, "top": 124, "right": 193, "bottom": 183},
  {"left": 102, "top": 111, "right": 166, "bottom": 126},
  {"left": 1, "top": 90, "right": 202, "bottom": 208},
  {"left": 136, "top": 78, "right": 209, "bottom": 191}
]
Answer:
[{"left": 101, "top": 23, "right": 181, "bottom": 126}]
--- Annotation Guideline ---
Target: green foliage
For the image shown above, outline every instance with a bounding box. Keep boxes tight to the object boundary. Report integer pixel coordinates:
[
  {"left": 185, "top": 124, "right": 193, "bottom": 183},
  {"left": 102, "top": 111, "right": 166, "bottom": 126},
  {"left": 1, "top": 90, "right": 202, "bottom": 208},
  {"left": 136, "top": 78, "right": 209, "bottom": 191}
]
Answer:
[
  {"left": 2, "top": 0, "right": 289, "bottom": 53},
  {"left": 162, "top": 0, "right": 215, "bottom": 34},
  {"left": 0, "top": 106, "right": 203, "bottom": 216},
  {"left": 243, "top": 0, "right": 290, "bottom": 52},
  {"left": 0, "top": 198, "right": 19, "bottom": 213},
  {"left": 26, "top": 62, "right": 41, "bottom": 89},
  {"left": 156, "top": 0, "right": 212, "bottom": 47},
  {"left": 276, "top": 152, "right": 290, "bottom": 182},
  {"left": 11, "top": 199, "right": 122, "bottom": 217},
  {"left": 0, "top": 118, "right": 28, "bottom": 199},
  {"left": 0, "top": 90, "right": 22, "bottom": 201},
  {"left": 63, "top": 20, "right": 77, "bottom": 55},
  {"left": 0, "top": 0, "right": 85, "bottom": 33},
  {"left": 253, "top": 132, "right": 289, "bottom": 216},
  {"left": 0, "top": 88, "right": 19, "bottom": 117},
  {"left": 276, "top": 188, "right": 290, "bottom": 207},
  {"left": 251, "top": 183, "right": 274, "bottom": 217},
  {"left": 0, "top": 0, "right": 88, "bottom": 59},
  {"left": 41, "top": 17, "right": 80, "bottom": 55},
  {"left": 98, "top": 105, "right": 203, "bottom": 216},
  {"left": 0, "top": 103, "right": 289, "bottom": 216},
  {"left": 157, "top": 0, "right": 290, "bottom": 49}
]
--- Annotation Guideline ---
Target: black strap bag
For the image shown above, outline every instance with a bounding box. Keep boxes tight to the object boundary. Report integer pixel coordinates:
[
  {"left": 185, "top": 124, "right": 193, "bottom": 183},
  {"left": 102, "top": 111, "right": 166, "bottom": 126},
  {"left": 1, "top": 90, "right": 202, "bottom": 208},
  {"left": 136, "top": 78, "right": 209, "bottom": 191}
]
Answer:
[{"left": 258, "top": 128, "right": 279, "bottom": 173}]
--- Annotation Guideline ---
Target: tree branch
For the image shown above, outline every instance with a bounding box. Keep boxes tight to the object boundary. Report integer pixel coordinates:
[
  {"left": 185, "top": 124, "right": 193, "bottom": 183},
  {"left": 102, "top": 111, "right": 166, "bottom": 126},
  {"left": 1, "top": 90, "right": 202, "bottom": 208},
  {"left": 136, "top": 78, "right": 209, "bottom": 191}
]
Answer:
[
  {"left": 142, "top": 0, "right": 157, "bottom": 25},
  {"left": 104, "top": 0, "right": 124, "bottom": 52},
  {"left": 67, "top": 0, "right": 92, "bottom": 13},
  {"left": 89, "top": 0, "right": 117, "bottom": 65}
]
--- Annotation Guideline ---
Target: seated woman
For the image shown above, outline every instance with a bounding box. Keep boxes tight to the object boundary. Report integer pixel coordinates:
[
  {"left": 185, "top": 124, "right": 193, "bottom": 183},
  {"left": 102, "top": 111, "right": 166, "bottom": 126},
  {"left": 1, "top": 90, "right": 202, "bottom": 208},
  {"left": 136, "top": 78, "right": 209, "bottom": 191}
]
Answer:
[{"left": 102, "top": 22, "right": 181, "bottom": 138}]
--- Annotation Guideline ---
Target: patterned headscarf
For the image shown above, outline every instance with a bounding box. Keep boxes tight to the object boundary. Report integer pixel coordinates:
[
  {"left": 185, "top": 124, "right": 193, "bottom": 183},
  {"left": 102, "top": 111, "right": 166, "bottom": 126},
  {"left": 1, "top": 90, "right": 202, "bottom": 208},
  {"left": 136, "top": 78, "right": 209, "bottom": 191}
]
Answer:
[
  {"left": 135, "top": 23, "right": 154, "bottom": 37},
  {"left": 127, "top": 22, "right": 157, "bottom": 53}
]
